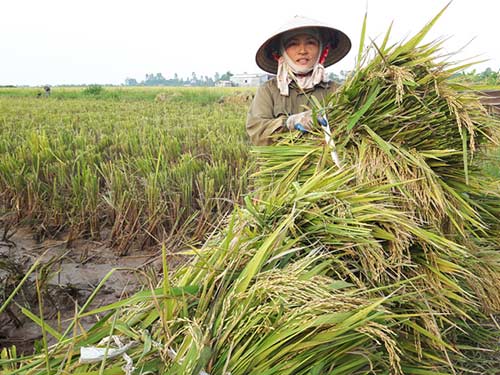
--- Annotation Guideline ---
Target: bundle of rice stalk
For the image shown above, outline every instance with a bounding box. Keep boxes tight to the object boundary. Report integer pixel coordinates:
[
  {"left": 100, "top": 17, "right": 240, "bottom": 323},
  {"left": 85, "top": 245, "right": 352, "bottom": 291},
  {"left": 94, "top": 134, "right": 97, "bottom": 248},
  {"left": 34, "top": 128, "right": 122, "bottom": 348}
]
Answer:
[
  {"left": 254, "top": 4, "right": 500, "bottom": 371},
  {"left": 2, "top": 5, "right": 499, "bottom": 375},
  {"left": 1, "top": 171, "right": 415, "bottom": 375}
]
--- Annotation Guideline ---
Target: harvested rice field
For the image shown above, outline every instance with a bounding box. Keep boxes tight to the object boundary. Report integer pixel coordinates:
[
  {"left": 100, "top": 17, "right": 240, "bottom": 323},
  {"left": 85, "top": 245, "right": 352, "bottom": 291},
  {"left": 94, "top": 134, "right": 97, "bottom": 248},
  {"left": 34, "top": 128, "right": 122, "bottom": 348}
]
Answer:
[{"left": 0, "top": 86, "right": 253, "bottom": 355}]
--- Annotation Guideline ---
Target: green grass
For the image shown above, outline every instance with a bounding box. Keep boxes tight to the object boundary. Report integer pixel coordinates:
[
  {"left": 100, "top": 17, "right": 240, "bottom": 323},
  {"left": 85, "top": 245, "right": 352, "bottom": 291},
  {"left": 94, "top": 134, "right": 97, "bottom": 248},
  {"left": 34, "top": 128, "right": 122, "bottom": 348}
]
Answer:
[
  {"left": 0, "top": 86, "right": 251, "bottom": 103},
  {"left": 482, "top": 144, "right": 500, "bottom": 177},
  {"left": 470, "top": 84, "right": 500, "bottom": 90}
]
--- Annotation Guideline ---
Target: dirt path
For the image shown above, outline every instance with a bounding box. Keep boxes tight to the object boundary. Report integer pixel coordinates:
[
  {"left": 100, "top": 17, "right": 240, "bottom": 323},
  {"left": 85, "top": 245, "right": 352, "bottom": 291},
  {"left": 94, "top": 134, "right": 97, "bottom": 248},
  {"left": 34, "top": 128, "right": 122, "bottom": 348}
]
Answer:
[{"left": 0, "top": 227, "right": 162, "bottom": 354}]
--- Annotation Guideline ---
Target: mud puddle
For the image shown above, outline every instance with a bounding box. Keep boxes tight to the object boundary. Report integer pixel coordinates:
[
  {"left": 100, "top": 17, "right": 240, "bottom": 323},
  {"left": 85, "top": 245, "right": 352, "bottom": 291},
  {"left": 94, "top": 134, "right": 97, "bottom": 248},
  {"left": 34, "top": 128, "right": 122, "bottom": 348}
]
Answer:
[{"left": 0, "top": 227, "right": 163, "bottom": 354}]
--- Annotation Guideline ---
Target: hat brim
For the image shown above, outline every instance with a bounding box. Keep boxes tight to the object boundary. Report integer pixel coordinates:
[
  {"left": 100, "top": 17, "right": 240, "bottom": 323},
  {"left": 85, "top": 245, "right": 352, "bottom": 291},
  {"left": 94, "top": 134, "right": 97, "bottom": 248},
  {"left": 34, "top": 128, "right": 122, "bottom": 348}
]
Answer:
[{"left": 256, "top": 25, "right": 351, "bottom": 74}]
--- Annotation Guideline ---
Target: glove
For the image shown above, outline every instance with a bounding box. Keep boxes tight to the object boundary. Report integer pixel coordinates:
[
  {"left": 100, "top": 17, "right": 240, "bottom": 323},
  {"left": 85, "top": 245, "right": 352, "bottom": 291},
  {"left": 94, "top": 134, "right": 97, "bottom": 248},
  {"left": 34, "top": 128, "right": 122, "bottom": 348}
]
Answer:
[
  {"left": 286, "top": 110, "right": 312, "bottom": 133},
  {"left": 317, "top": 115, "right": 328, "bottom": 127}
]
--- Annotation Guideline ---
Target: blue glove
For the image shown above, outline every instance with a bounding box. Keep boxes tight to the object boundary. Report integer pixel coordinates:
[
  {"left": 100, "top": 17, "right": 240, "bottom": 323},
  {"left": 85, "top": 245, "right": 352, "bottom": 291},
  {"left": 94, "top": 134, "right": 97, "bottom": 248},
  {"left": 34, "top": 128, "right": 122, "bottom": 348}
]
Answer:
[
  {"left": 317, "top": 115, "right": 328, "bottom": 127},
  {"left": 286, "top": 110, "right": 312, "bottom": 132},
  {"left": 294, "top": 123, "right": 308, "bottom": 133}
]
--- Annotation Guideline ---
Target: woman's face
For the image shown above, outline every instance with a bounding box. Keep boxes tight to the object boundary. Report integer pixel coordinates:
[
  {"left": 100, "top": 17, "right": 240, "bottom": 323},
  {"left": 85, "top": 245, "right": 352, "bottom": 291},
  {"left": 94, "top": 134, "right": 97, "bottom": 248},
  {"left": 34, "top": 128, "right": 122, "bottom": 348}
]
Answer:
[{"left": 284, "top": 33, "right": 320, "bottom": 70}]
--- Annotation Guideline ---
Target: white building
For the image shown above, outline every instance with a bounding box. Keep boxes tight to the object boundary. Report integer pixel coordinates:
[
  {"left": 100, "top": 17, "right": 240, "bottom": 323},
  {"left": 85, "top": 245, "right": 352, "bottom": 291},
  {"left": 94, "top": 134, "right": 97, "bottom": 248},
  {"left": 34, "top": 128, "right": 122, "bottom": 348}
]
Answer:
[
  {"left": 215, "top": 80, "right": 234, "bottom": 87},
  {"left": 230, "top": 73, "right": 272, "bottom": 87}
]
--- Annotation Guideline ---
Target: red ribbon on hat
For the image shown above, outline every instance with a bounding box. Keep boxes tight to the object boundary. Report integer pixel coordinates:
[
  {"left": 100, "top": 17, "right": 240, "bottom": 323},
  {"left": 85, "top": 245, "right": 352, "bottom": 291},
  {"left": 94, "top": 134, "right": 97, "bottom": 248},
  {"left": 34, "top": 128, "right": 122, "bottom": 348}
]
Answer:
[{"left": 319, "top": 46, "right": 330, "bottom": 65}]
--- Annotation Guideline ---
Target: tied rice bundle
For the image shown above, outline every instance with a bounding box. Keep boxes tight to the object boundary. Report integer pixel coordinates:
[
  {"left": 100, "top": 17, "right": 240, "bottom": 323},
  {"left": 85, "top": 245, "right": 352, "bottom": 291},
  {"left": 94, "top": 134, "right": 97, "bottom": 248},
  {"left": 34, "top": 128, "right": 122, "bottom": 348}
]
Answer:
[{"left": 3, "top": 5, "right": 499, "bottom": 375}]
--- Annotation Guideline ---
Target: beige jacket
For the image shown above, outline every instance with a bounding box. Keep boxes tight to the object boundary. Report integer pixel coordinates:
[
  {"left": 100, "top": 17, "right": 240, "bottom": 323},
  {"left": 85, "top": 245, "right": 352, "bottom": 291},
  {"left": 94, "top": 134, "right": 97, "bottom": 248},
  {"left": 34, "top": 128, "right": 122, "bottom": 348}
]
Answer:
[{"left": 246, "top": 78, "right": 338, "bottom": 146}]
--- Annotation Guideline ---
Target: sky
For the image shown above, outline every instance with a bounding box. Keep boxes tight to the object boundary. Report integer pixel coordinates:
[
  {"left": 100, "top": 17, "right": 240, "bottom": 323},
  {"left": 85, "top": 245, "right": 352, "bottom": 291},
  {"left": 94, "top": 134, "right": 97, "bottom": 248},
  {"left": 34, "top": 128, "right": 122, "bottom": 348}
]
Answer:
[{"left": 1, "top": 0, "right": 498, "bottom": 86}]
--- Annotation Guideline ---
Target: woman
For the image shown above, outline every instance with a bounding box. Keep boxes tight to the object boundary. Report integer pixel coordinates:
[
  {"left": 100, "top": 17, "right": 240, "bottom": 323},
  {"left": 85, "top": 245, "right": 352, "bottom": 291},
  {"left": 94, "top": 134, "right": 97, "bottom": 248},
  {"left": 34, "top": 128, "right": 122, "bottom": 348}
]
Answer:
[{"left": 247, "top": 16, "right": 351, "bottom": 146}]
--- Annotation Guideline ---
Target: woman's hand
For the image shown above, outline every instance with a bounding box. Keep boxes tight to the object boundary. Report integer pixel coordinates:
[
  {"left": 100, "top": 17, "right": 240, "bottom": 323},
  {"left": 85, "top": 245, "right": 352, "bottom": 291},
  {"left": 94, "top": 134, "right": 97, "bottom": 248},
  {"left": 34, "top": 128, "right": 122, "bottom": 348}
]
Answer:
[{"left": 286, "top": 110, "right": 312, "bottom": 133}]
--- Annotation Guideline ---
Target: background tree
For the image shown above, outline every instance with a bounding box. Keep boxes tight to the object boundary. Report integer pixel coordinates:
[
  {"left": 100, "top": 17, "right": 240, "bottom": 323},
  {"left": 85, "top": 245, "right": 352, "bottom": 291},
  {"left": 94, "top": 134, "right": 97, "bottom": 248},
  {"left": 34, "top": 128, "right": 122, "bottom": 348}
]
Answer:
[
  {"left": 327, "top": 72, "right": 343, "bottom": 84},
  {"left": 124, "top": 77, "right": 138, "bottom": 86},
  {"left": 454, "top": 67, "right": 500, "bottom": 85},
  {"left": 219, "top": 71, "right": 233, "bottom": 81}
]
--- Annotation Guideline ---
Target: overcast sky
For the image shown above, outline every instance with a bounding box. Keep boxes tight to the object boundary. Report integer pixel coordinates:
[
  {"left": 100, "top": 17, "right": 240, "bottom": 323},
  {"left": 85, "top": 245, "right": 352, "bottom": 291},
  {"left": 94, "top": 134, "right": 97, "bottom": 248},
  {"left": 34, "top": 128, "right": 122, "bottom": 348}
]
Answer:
[{"left": 1, "top": 0, "right": 498, "bottom": 86}]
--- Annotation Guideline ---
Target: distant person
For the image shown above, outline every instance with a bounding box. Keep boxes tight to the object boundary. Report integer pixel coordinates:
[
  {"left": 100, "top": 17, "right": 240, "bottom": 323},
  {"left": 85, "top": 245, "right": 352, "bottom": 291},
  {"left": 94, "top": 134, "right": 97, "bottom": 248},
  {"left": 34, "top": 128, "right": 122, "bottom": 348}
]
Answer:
[
  {"left": 246, "top": 16, "right": 351, "bottom": 146},
  {"left": 43, "top": 85, "right": 51, "bottom": 97}
]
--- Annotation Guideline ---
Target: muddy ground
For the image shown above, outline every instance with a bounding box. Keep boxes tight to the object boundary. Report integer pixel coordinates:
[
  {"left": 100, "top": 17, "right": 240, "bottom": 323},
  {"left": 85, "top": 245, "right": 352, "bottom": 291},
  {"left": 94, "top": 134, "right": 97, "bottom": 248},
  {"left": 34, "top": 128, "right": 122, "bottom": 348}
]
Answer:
[{"left": 0, "top": 227, "right": 167, "bottom": 355}]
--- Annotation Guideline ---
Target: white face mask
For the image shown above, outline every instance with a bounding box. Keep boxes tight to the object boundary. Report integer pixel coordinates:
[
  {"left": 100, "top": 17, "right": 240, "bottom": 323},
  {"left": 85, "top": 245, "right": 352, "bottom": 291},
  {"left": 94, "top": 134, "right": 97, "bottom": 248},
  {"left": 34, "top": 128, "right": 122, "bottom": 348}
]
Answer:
[
  {"left": 282, "top": 50, "right": 320, "bottom": 75},
  {"left": 276, "top": 56, "right": 327, "bottom": 96}
]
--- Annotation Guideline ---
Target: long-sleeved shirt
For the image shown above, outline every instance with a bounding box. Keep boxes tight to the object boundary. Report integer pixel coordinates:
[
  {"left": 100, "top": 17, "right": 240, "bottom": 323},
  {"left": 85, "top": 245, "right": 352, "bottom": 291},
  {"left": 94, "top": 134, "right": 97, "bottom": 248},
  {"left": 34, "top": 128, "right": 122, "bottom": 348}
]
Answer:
[{"left": 246, "top": 77, "right": 339, "bottom": 146}]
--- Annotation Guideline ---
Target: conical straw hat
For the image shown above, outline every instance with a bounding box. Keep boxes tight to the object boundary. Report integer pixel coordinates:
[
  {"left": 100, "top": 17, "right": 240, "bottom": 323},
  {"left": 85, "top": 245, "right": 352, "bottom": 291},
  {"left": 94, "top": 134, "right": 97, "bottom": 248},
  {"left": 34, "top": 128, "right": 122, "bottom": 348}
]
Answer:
[{"left": 255, "top": 15, "right": 351, "bottom": 74}]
